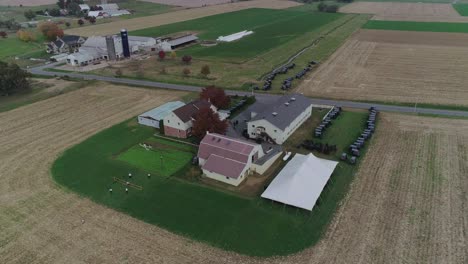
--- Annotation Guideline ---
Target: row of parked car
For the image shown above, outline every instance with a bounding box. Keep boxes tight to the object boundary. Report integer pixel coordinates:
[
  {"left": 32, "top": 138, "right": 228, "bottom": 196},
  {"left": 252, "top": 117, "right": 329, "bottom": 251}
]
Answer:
[
  {"left": 227, "top": 99, "right": 247, "bottom": 113},
  {"left": 341, "top": 107, "right": 378, "bottom": 164}
]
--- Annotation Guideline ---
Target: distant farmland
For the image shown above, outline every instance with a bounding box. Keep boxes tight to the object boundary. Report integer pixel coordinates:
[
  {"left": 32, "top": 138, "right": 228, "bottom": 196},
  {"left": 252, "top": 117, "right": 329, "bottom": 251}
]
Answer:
[{"left": 132, "top": 8, "right": 342, "bottom": 61}]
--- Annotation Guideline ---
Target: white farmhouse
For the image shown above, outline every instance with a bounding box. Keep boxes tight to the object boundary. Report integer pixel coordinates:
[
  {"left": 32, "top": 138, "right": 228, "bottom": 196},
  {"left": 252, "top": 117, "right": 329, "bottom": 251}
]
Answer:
[
  {"left": 197, "top": 133, "right": 265, "bottom": 186},
  {"left": 163, "top": 100, "right": 217, "bottom": 138},
  {"left": 247, "top": 94, "right": 312, "bottom": 144}
]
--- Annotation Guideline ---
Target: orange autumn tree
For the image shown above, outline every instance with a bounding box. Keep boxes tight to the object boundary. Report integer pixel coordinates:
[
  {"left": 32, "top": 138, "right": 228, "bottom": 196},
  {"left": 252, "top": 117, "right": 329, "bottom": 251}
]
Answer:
[{"left": 38, "top": 22, "right": 64, "bottom": 41}]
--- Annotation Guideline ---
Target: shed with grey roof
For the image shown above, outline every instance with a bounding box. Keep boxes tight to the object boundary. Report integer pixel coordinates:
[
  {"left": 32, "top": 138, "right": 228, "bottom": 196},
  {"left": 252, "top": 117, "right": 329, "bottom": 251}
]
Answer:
[
  {"left": 247, "top": 94, "right": 312, "bottom": 144},
  {"left": 138, "top": 101, "right": 185, "bottom": 128}
]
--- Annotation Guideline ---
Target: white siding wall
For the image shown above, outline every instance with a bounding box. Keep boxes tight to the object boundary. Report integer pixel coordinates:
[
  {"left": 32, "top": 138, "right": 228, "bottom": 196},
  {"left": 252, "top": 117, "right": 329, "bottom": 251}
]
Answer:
[
  {"left": 280, "top": 104, "right": 312, "bottom": 144},
  {"left": 202, "top": 168, "right": 248, "bottom": 187},
  {"left": 163, "top": 113, "right": 189, "bottom": 131},
  {"left": 247, "top": 119, "right": 282, "bottom": 143},
  {"left": 138, "top": 116, "right": 160, "bottom": 128},
  {"left": 251, "top": 151, "right": 282, "bottom": 175}
]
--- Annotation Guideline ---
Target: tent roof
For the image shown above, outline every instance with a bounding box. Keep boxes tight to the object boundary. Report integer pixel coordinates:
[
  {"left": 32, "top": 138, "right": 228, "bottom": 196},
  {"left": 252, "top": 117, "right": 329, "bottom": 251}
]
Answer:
[{"left": 261, "top": 153, "right": 338, "bottom": 211}]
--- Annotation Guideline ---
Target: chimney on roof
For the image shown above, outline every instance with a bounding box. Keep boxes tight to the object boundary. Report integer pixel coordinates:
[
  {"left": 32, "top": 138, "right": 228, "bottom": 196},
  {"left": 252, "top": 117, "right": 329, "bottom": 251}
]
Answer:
[
  {"left": 285, "top": 102, "right": 289, "bottom": 106},
  {"left": 272, "top": 112, "right": 278, "bottom": 116},
  {"left": 291, "top": 97, "right": 296, "bottom": 101}
]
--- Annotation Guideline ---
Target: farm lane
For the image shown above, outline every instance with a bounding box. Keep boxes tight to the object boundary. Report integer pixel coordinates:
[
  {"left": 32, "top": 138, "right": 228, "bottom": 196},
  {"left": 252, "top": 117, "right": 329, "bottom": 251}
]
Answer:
[{"left": 29, "top": 63, "right": 468, "bottom": 118}]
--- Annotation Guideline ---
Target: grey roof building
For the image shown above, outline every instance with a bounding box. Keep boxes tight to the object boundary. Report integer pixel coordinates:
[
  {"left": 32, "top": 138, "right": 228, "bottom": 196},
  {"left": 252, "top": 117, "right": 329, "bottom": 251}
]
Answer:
[{"left": 247, "top": 94, "right": 312, "bottom": 145}]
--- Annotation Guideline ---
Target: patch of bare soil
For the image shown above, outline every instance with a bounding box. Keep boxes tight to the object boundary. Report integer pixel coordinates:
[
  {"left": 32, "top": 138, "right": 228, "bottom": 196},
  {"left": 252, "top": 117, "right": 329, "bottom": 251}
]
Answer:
[
  {"left": 65, "top": 0, "right": 301, "bottom": 37},
  {"left": 340, "top": 2, "right": 468, "bottom": 22},
  {"left": 296, "top": 29, "right": 468, "bottom": 107}
]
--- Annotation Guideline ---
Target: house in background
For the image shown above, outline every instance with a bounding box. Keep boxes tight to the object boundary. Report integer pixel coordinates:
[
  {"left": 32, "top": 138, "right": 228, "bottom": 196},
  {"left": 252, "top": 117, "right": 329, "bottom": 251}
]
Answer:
[
  {"left": 163, "top": 100, "right": 217, "bottom": 139},
  {"left": 79, "top": 4, "right": 90, "bottom": 14},
  {"left": 46, "top": 35, "right": 86, "bottom": 54},
  {"left": 247, "top": 94, "right": 312, "bottom": 144},
  {"left": 138, "top": 101, "right": 185, "bottom": 129},
  {"left": 88, "top": 3, "right": 131, "bottom": 18},
  {"left": 198, "top": 133, "right": 265, "bottom": 186}
]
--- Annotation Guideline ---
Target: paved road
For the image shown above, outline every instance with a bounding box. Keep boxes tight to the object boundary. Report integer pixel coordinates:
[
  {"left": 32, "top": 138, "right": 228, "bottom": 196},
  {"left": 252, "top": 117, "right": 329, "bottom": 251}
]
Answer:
[{"left": 29, "top": 63, "right": 468, "bottom": 118}]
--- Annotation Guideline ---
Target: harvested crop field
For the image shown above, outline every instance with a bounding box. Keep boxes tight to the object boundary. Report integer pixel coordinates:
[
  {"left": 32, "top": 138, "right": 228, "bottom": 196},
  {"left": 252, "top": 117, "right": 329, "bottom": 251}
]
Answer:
[
  {"left": 65, "top": 0, "right": 301, "bottom": 37},
  {"left": 297, "top": 29, "right": 468, "bottom": 107},
  {"left": 340, "top": 2, "right": 468, "bottom": 22},
  {"left": 2, "top": 88, "right": 468, "bottom": 263},
  {"left": 141, "top": 0, "right": 233, "bottom": 7},
  {"left": 0, "top": 0, "right": 55, "bottom": 6}
]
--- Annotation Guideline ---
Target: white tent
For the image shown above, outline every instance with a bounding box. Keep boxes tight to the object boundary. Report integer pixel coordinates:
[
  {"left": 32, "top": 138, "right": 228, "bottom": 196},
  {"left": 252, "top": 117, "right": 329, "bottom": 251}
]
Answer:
[{"left": 261, "top": 153, "right": 338, "bottom": 211}]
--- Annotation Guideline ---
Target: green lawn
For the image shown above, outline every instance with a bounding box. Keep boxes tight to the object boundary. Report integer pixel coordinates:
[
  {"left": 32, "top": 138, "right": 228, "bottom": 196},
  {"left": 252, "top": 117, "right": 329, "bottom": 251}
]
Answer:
[
  {"left": 132, "top": 8, "right": 342, "bottom": 61},
  {"left": 52, "top": 109, "right": 371, "bottom": 256},
  {"left": 0, "top": 34, "right": 44, "bottom": 59},
  {"left": 453, "top": 3, "right": 468, "bottom": 16},
  {"left": 117, "top": 138, "right": 194, "bottom": 177},
  {"left": 363, "top": 20, "right": 468, "bottom": 33}
]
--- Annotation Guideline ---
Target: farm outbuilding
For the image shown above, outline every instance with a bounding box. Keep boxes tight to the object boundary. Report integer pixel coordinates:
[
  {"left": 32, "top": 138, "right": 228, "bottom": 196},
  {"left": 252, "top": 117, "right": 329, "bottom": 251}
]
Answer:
[
  {"left": 261, "top": 153, "right": 338, "bottom": 211},
  {"left": 138, "top": 101, "right": 185, "bottom": 128}
]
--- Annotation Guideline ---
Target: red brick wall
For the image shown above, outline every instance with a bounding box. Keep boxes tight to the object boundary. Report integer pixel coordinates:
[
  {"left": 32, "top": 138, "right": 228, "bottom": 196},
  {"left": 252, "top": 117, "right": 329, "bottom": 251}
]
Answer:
[{"left": 164, "top": 125, "right": 188, "bottom": 138}]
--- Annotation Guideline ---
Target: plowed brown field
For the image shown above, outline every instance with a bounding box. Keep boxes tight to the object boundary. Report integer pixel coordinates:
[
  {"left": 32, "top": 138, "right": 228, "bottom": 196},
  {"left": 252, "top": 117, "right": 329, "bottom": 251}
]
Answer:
[
  {"left": 297, "top": 29, "right": 468, "bottom": 107},
  {"left": 65, "top": 0, "right": 301, "bottom": 37},
  {"left": 141, "top": 0, "right": 233, "bottom": 7},
  {"left": 340, "top": 2, "right": 468, "bottom": 22},
  {"left": 1, "top": 81, "right": 467, "bottom": 263}
]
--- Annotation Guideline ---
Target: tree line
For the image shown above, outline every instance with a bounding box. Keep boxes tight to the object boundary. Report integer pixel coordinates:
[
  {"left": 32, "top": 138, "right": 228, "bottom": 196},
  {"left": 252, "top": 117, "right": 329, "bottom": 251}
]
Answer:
[{"left": 0, "top": 61, "right": 31, "bottom": 96}]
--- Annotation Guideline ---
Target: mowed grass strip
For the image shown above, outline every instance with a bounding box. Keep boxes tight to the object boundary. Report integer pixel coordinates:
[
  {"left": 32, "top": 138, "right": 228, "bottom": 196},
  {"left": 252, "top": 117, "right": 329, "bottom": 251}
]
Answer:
[
  {"left": 132, "top": 8, "right": 342, "bottom": 60},
  {"left": 117, "top": 140, "right": 193, "bottom": 177},
  {"left": 52, "top": 111, "right": 368, "bottom": 256},
  {"left": 453, "top": 3, "right": 468, "bottom": 16},
  {"left": 363, "top": 20, "right": 468, "bottom": 33}
]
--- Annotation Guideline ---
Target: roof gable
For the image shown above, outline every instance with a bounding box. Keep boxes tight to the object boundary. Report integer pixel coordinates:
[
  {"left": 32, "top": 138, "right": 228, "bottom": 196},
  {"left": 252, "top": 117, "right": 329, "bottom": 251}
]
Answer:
[
  {"left": 198, "top": 133, "right": 259, "bottom": 164},
  {"left": 172, "top": 100, "right": 212, "bottom": 123}
]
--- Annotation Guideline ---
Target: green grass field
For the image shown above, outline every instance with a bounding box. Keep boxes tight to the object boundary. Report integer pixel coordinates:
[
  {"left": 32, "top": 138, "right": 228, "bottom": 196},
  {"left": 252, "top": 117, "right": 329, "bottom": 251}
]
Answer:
[
  {"left": 0, "top": 34, "right": 45, "bottom": 59},
  {"left": 52, "top": 109, "right": 371, "bottom": 256},
  {"left": 117, "top": 138, "right": 194, "bottom": 177},
  {"left": 132, "top": 8, "right": 342, "bottom": 61},
  {"left": 363, "top": 20, "right": 468, "bottom": 33},
  {"left": 453, "top": 4, "right": 468, "bottom": 16}
]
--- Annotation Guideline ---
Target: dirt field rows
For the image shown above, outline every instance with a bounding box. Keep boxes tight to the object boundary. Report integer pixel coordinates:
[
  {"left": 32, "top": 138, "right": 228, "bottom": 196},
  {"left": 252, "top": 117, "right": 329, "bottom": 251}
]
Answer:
[
  {"left": 1, "top": 82, "right": 467, "bottom": 263},
  {"left": 65, "top": 0, "right": 301, "bottom": 37},
  {"left": 340, "top": 2, "right": 468, "bottom": 22},
  {"left": 297, "top": 29, "right": 468, "bottom": 107},
  {"left": 141, "top": 0, "right": 233, "bottom": 7}
]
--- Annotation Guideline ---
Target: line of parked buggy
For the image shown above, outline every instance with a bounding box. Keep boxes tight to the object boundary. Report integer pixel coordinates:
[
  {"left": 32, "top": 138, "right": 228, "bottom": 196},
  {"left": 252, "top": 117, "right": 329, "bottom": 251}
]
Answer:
[
  {"left": 341, "top": 107, "right": 378, "bottom": 165},
  {"left": 261, "top": 63, "right": 296, "bottom": 91},
  {"left": 314, "top": 106, "right": 342, "bottom": 138},
  {"left": 258, "top": 60, "right": 319, "bottom": 91},
  {"left": 301, "top": 140, "right": 337, "bottom": 154}
]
